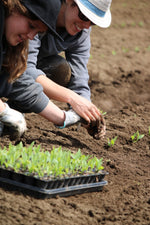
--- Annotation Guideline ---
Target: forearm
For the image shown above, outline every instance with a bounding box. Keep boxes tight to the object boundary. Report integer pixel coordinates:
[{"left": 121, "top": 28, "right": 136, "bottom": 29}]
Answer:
[
  {"left": 36, "top": 75, "right": 101, "bottom": 123},
  {"left": 36, "top": 75, "right": 76, "bottom": 105},
  {"left": 38, "top": 100, "right": 65, "bottom": 126},
  {"left": 0, "top": 99, "right": 6, "bottom": 113}
]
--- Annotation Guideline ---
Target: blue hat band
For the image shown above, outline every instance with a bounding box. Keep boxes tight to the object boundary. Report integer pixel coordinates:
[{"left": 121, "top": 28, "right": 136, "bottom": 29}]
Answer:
[{"left": 80, "top": 0, "right": 106, "bottom": 17}]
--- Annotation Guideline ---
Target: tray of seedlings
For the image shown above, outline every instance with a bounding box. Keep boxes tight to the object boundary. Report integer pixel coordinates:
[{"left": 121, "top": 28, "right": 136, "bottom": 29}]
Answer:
[{"left": 0, "top": 142, "right": 108, "bottom": 198}]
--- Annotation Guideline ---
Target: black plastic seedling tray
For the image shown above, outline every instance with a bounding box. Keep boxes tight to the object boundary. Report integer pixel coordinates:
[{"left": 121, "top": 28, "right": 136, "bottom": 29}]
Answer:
[{"left": 0, "top": 168, "right": 108, "bottom": 198}]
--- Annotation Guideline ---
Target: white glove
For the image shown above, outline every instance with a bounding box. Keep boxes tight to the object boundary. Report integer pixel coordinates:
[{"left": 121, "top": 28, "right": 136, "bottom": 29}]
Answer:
[
  {"left": 56, "top": 109, "right": 80, "bottom": 128},
  {"left": 0, "top": 103, "right": 27, "bottom": 138}
]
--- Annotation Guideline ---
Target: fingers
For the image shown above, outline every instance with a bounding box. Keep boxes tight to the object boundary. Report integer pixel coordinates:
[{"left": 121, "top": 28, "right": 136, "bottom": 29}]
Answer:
[
  {"left": 72, "top": 97, "right": 106, "bottom": 140},
  {"left": 81, "top": 108, "right": 105, "bottom": 126},
  {"left": 71, "top": 95, "right": 105, "bottom": 130},
  {"left": 89, "top": 105, "right": 101, "bottom": 120},
  {"left": 71, "top": 95, "right": 102, "bottom": 123},
  {"left": 80, "top": 105, "right": 101, "bottom": 123}
]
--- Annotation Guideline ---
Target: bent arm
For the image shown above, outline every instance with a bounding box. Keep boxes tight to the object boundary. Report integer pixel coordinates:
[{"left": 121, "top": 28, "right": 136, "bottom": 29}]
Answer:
[
  {"left": 39, "top": 100, "right": 65, "bottom": 125},
  {"left": 36, "top": 75, "right": 101, "bottom": 123},
  {"left": 7, "top": 72, "right": 66, "bottom": 126}
]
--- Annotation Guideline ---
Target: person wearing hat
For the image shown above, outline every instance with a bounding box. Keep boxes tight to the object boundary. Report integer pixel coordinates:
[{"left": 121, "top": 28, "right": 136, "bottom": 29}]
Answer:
[
  {"left": 4, "top": 0, "right": 112, "bottom": 139},
  {"left": 0, "top": 0, "right": 64, "bottom": 138}
]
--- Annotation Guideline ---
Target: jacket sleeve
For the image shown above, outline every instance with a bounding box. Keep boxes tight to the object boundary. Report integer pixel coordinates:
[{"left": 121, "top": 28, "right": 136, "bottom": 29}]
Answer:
[
  {"left": 26, "top": 34, "right": 46, "bottom": 80},
  {"left": 65, "top": 28, "right": 91, "bottom": 101},
  {"left": 7, "top": 71, "right": 49, "bottom": 114}
]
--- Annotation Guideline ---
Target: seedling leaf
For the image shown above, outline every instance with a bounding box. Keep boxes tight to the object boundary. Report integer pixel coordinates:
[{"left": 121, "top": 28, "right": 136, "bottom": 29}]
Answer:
[{"left": 131, "top": 131, "right": 144, "bottom": 143}]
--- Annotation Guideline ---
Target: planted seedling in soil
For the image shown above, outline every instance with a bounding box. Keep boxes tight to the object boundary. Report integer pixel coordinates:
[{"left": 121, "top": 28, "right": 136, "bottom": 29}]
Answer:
[
  {"left": 112, "top": 50, "right": 117, "bottom": 56},
  {"left": 107, "top": 136, "right": 118, "bottom": 147},
  {"left": 99, "top": 109, "right": 107, "bottom": 116},
  {"left": 131, "top": 131, "right": 144, "bottom": 143}
]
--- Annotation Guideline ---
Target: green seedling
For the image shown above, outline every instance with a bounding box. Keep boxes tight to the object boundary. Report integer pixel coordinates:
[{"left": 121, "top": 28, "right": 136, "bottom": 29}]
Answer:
[
  {"left": 107, "top": 136, "right": 118, "bottom": 147},
  {"left": 122, "top": 3, "right": 127, "bottom": 7},
  {"left": 134, "top": 46, "right": 140, "bottom": 52},
  {"left": 0, "top": 142, "right": 104, "bottom": 179},
  {"left": 148, "top": 127, "right": 150, "bottom": 136},
  {"left": 138, "top": 21, "right": 144, "bottom": 27},
  {"left": 121, "top": 22, "right": 126, "bottom": 28},
  {"left": 131, "top": 131, "right": 144, "bottom": 143},
  {"left": 147, "top": 46, "right": 150, "bottom": 51},
  {"left": 99, "top": 109, "right": 107, "bottom": 116},
  {"left": 122, "top": 47, "right": 129, "bottom": 53},
  {"left": 112, "top": 50, "right": 116, "bottom": 56}
]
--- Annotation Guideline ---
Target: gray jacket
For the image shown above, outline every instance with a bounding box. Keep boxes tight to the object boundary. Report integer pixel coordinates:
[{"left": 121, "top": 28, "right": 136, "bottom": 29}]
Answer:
[{"left": 8, "top": 28, "right": 91, "bottom": 113}]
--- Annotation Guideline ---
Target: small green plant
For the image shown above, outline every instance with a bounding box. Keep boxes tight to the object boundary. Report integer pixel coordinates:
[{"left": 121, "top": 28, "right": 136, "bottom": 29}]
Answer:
[
  {"left": 131, "top": 131, "right": 144, "bottom": 143},
  {"left": 99, "top": 109, "right": 107, "bottom": 116},
  {"left": 122, "top": 3, "right": 127, "bottom": 7},
  {"left": 112, "top": 50, "right": 116, "bottom": 56},
  {"left": 147, "top": 45, "right": 150, "bottom": 51},
  {"left": 138, "top": 21, "right": 144, "bottom": 27},
  {"left": 107, "top": 136, "right": 118, "bottom": 147},
  {"left": 122, "top": 47, "right": 129, "bottom": 53},
  {"left": 121, "top": 22, "right": 126, "bottom": 28},
  {"left": 148, "top": 127, "right": 150, "bottom": 136},
  {"left": 134, "top": 46, "right": 140, "bottom": 52},
  {"left": 0, "top": 142, "right": 104, "bottom": 179}
]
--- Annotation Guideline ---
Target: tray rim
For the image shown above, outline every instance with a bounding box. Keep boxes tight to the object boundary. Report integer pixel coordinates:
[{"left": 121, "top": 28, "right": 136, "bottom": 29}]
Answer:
[
  {"left": 0, "top": 166, "right": 108, "bottom": 181},
  {"left": 0, "top": 176, "right": 107, "bottom": 198}
]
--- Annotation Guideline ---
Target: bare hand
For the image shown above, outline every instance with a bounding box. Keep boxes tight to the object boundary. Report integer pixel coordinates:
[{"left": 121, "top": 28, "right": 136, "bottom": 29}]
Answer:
[{"left": 70, "top": 95, "right": 101, "bottom": 123}]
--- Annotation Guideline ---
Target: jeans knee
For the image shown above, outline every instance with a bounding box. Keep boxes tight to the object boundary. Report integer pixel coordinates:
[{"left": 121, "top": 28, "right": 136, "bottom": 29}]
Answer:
[{"left": 38, "top": 55, "right": 71, "bottom": 87}]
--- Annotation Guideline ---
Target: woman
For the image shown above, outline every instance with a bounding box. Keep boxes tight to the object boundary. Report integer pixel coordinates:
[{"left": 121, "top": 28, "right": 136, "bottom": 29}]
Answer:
[{"left": 0, "top": 0, "right": 61, "bottom": 138}]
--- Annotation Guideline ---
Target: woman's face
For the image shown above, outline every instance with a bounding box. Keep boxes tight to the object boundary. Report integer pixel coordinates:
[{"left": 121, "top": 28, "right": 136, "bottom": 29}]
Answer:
[
  {"left": 5, "top": 12, "right": 48, "bottom": 46},
  {"left": 61, "top": 0, "right": 92, "bottom": 36}
]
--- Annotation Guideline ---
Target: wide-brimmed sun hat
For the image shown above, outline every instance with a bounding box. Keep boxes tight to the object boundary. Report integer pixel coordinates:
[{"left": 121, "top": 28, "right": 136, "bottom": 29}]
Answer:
[
  {"left": 21, "top": 0, "right": 62, "bottom": 39},
  {"left": 74, "top": 0, "right": 112, "bottom": 28}
]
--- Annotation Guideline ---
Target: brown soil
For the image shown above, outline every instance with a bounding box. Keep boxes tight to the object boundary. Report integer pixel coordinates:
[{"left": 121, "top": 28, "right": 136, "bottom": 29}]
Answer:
[{"left": 0, "top": 0, "right": 150, "bottom": 224}]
